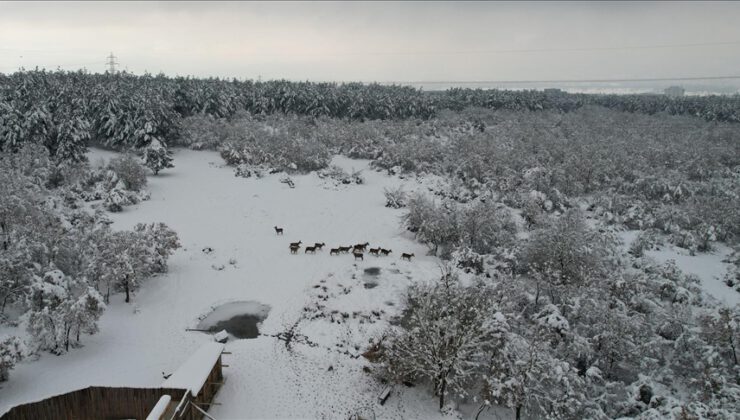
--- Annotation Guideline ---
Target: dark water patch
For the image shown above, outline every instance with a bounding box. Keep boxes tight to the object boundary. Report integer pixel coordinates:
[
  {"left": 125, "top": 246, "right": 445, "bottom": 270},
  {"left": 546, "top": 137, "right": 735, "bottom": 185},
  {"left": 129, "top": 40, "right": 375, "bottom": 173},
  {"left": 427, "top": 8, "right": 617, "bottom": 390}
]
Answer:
[
  {"left": 205, "top": 314, "right": 263, "bottom": 338},
  {"left": 197, "top": 301, "right": 270, "bottom": 339},
  {"left": 364, "top": 267, "right": 381, "bottom": 276}
]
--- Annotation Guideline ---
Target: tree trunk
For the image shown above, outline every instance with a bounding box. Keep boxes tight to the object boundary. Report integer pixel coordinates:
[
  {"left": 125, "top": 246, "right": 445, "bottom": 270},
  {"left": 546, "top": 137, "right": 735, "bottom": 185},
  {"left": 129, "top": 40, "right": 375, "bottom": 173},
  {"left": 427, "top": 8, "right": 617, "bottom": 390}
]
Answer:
[
  {"left": 124, "top": 277, "right": 130, "bottom": 303},
  {"left": 730, "top": 341, "right": 738, "bottom": 366},
  {"left": 438, "top": 376, "right": 446, "bottom": 410},
  {"left": 474, "top": 403, "right": 487, "bottom": 420},
  {"left": 65, "top": 325, "right": 71, "bottom": 352},
  {"left": 515, "top": 404, "right": 522, "bottom": 420}
]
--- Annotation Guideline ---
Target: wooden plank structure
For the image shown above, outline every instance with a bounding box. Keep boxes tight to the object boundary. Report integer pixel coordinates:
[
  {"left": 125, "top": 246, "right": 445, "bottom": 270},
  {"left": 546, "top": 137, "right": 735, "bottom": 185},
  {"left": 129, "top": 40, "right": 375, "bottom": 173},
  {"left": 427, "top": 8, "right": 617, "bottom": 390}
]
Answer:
[{"left": 1, "top": 343, "right": 226, "bottom": 420}]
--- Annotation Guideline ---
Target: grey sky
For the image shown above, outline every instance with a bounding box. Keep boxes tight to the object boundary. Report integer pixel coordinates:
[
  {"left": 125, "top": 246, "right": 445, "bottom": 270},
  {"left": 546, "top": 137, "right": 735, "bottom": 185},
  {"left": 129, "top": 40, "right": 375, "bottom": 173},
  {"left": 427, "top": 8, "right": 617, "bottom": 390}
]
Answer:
[{"left": 1, "top": 1, "right": 739, "bottom": 83}]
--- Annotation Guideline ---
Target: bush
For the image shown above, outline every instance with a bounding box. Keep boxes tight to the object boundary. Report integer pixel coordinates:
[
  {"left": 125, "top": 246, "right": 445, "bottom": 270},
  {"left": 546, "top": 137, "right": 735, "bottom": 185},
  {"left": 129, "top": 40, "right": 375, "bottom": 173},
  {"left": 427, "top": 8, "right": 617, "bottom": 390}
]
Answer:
[
  {"left": 384, "top": 186, "right": 407, "bottom": 208},
  {"left": 522, "top": 209, "right": 618, "bottom": 286},
  {"left": 0, "top": 335, "right": 25, "bottom": 381},
  {"left": 108, "top": 154, "right": 147, "bottom": 191}
]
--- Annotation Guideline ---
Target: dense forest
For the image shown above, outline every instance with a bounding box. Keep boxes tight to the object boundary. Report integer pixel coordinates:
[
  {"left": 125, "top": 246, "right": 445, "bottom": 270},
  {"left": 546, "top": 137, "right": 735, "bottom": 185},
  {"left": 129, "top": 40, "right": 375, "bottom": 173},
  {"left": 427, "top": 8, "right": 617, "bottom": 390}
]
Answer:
[{"left": 1, "top": 70, "right": 739, "bottom": 165}]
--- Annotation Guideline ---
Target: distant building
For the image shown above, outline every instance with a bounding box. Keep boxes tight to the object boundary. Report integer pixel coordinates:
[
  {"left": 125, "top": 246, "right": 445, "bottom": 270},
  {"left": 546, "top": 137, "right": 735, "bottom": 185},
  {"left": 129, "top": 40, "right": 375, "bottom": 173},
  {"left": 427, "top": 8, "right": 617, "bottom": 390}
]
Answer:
[{"left": 664, "top": 86, "right": 685, "bottom": 97}]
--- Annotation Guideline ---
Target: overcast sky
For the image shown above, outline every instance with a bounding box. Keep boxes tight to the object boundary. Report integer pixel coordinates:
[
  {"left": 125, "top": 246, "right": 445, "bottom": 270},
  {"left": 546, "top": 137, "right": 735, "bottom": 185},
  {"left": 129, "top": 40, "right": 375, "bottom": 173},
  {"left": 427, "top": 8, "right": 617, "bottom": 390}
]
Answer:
[{"left": 1, "top": 1, "right": 739, "bottom": 83}]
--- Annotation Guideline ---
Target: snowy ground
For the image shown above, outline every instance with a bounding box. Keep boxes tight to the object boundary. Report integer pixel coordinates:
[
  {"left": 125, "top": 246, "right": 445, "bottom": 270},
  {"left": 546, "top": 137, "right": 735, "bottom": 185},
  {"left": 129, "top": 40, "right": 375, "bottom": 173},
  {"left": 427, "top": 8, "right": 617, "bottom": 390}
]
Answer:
[
  {"left": 618, "top": 231, "right": 738, "bottom": 306},
  {"left": 0, "top": 149, "right": 456, "bottom": 419}
]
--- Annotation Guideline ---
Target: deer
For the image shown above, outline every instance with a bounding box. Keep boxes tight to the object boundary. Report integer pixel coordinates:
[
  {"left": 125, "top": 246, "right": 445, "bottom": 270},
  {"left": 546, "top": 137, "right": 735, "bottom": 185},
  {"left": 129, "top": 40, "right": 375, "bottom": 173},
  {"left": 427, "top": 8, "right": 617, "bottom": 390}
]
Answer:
[
  {"left": 353, "top": 251, "right": 364, "bottom": 261},
  {"left": 380, "top": 248, "right": 392, "bottom": 256},
  {"left": 369, "top": 247, "right": 381, "bottom": 256},
  {"left": 305, "top": 245, "right": 317, "bottom": 254},
  {"left": 337, "top": 246, "right": 352, "bottom": 253},
  {"left": 289, "top": 241, "right": 302, "bottom": 248},
  {"left": 401, "top": 252, "right": 415, "bottom": 261},
  {"left": 274, "top": 226, "right": 283, "bottom": 235},
  {"left": 353, "top": 242, "right": 370, "bottom": 252},
  {"left": 329, "top": 248, "right": 340, "bottom": 255},
  {"left": 314, "top": 242, "right": 326, "bottom": 250},
  {"left": 290, "top": 245, "right": 300, "bottom": 254}
]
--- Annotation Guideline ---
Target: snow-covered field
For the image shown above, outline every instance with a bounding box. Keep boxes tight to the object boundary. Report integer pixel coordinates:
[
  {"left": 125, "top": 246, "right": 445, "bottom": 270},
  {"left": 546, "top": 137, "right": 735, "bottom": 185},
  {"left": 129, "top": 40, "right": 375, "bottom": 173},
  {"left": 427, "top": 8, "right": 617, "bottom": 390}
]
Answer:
[
  {"left": 2, "top": 148, "right": 737, "bottom": 419},
  {"left": 0, "top": 149, "right": 454, "bottom": 418}
]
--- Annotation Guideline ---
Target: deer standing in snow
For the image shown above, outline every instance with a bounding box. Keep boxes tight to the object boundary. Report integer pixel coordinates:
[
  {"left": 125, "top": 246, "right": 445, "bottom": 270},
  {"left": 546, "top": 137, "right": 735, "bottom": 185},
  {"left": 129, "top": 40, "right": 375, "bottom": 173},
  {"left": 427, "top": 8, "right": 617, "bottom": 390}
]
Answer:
[
  {"left": 401, "top": 253, "right": 415, "bottom": 261},
  {"left": 274, "top": 226, "right": 284, "bottom": 235}
]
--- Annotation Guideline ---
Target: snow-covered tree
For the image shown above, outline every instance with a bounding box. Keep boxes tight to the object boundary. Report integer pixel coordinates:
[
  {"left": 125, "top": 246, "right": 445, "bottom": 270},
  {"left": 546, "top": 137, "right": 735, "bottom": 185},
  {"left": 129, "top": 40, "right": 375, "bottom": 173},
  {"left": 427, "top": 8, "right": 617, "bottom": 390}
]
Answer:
[
  {"left": 481, "top": 332, "right": 587, "bottom": 420},
  {"left": 383, "top": 272, "right": 508, "bottom": 409},
  {"left": 142, "top": 138, "right": 174, "bottom": 175},
  {"left": 521, "top": 209, "right": 618, "bottom": 287},
  {"left": 0, "top": 335, "right": 25, "bottom": 381}
]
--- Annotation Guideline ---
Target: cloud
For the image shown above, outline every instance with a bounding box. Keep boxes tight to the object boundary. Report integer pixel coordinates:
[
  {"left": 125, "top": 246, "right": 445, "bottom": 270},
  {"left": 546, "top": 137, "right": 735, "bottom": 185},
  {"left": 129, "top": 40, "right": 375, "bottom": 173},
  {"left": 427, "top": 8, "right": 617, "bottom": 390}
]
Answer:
[{"left": 1, "top": 1, "right": 739, "bottom": 82}]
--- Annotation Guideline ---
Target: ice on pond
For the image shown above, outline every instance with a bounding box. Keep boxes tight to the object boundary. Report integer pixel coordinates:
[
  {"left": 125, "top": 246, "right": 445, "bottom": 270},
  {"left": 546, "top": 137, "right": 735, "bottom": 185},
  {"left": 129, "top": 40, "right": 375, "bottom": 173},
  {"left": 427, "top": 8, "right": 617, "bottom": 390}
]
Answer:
[{"left": 197, "top": 301, "right": 271, "bottom": 339}]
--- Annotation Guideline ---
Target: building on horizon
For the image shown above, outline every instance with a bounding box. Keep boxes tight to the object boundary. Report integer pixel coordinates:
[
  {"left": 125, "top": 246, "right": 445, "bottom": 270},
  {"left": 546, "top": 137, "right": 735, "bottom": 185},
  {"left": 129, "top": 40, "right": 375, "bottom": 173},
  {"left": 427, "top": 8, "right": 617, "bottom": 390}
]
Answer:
[{"left": 664, "top": 86, "right": 685, "bottom": 97}]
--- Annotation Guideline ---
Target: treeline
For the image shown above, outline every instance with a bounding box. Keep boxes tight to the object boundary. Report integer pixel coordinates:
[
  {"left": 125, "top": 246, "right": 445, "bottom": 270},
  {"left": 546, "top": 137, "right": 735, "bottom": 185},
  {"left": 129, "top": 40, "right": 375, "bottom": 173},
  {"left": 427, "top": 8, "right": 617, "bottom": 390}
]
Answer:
[{"left": 2, "top": 70, "right": 739, "bottom": 163}]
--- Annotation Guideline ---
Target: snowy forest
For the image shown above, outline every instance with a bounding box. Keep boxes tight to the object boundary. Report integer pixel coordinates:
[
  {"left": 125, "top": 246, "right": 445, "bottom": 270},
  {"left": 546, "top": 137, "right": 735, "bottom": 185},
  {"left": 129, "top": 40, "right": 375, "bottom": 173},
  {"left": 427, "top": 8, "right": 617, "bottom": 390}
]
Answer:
[{"left": 1, "top": 69, "right": 739, "bottom": 419}]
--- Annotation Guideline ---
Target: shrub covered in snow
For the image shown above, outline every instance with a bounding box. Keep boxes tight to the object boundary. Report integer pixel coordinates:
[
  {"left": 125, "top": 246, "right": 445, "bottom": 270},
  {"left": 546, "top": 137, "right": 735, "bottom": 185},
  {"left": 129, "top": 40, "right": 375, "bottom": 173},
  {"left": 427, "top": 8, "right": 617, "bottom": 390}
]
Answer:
[
  {"left": 108, "top": 154, "right": 147, "bottom": 191},
  {"left": 0, "top": 335, "right": 25, "bottom": 381},
  {"left": 383, "top": 185, "right": 407, "bottom": 208}
]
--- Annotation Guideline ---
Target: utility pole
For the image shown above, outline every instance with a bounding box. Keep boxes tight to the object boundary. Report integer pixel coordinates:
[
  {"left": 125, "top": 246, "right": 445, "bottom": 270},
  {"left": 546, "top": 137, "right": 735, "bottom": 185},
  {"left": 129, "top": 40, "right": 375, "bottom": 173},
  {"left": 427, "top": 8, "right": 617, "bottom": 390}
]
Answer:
[{"left": 106, "top": 52, "right": 118, "bottom": 74}]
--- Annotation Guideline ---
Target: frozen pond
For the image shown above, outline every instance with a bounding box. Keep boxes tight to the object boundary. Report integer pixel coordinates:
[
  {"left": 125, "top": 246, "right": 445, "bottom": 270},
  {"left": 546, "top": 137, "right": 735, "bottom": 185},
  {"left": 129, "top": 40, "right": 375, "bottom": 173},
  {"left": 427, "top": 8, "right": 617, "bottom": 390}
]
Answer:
[{"left": 197, "top": 301, "right": 271, "bottom": 339}]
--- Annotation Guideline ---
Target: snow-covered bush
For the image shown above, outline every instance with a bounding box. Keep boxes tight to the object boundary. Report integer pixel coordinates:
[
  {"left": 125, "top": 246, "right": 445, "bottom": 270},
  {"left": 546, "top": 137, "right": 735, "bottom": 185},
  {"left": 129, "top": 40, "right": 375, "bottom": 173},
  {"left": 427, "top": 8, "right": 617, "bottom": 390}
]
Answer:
[
  {"left": 384, "top": 186, "right": 407, "bottom": 208},
  {"left": 317, "top": 165, "right": 363, "bottom": 186},
  {"left": 0, "top": 335, "right": 25, "bottom": 381},
  {"left": 521, "top": 209, "right": 618, "bottom": 286},
  {"left": 108, "top": 154, "right": 147, "bottom": 191}
]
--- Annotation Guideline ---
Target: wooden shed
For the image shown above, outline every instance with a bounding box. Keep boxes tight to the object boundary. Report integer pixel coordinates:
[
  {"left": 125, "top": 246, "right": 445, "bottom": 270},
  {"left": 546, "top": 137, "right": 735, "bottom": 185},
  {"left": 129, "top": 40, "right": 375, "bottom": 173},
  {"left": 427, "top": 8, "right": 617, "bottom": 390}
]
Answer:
[{"left": 1, "top": 342, "right": 226, "bottom": 420}]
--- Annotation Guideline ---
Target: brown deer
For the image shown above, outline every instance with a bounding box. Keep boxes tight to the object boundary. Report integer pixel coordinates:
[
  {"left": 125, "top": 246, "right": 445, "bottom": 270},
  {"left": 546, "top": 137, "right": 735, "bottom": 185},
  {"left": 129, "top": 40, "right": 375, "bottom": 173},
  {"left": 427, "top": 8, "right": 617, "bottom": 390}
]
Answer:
[
  {"left": 369, "top": 247, "right": 381, "bottom": 256},
  {"left": 353, "top": 242, "right": 370, "bottom": 252},
  {"left": 380, "top": 248, "right": 392, "bottom": 256},
  {"left": 274, "top": 226, "right": 283, "bottom": 235},
  {"left": 305, "top": 245, "right": 317, "bottom": 254},
  {"left": 314, "top": 242, "right": 326, "bottom": 250},
  {"left": 290, "top": 245, "right": 300, "bottom": 254},
  {"left": 329, "top": 248, "right": 340, "bottom": 255},
  {"left": 401, "top": 252, "right": 415, "bottom": 261},
  {"left": 289, "top": 241, "right": 302, "bottom": 248},
  {"left": 353, "top": 251, "right": 364, "bottom": 261},
  {"left": 337, "top": 246, "right": 352, "bottom": 253}
]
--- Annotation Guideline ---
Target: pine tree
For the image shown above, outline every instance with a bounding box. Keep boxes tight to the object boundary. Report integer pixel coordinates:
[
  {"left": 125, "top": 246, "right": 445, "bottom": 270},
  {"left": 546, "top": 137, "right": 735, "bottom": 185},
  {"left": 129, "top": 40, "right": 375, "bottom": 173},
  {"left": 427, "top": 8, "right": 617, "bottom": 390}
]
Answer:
[{"left": 142, "top": 138, "right": 174, "bottom": 175}]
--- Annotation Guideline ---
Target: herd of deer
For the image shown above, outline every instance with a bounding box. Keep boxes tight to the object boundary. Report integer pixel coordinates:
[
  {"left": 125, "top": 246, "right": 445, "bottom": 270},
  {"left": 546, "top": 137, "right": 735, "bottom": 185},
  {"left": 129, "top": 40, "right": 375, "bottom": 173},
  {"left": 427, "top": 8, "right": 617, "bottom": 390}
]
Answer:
[{"left": 275, "top": 226, "right": 415, "bottom": 261}]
